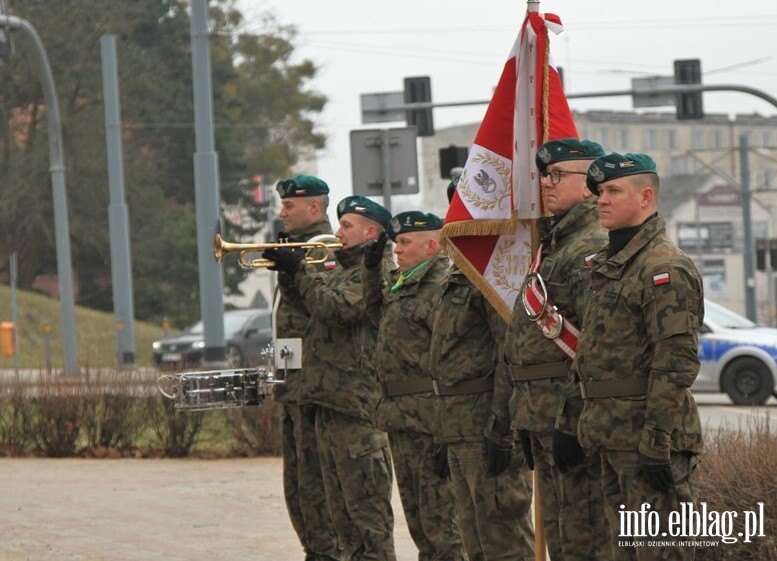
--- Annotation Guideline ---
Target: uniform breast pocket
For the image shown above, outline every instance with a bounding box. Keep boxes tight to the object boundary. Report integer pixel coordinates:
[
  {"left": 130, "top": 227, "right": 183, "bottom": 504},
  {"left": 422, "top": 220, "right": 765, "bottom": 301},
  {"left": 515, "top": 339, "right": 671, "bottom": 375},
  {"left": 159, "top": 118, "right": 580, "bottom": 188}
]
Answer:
[{"left": 448, "top": 285, "right": 471, "bottom": 307}]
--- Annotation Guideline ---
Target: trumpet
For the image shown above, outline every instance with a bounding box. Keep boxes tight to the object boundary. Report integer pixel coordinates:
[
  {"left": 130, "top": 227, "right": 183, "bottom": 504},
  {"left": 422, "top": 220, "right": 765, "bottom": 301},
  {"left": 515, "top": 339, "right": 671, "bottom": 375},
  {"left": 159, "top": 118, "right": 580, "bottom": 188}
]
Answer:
[{"left": 214, "top": 233, "right": 342, "bottom": 269}]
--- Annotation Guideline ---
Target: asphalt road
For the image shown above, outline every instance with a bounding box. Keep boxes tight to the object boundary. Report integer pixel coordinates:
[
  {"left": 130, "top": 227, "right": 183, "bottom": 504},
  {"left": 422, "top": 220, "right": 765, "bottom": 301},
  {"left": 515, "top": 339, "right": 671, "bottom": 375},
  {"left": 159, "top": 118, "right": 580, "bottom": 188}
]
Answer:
[{"left": 1, "top": 394, "right": 774, "bottom": 561}]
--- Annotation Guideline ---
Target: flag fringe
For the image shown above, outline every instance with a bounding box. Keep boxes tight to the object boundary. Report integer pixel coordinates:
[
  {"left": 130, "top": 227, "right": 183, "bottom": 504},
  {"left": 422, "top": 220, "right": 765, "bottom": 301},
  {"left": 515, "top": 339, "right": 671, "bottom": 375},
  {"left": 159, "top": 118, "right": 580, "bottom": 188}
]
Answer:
[
  {"left": 440, "top": 214, "right": 517, "bottom": 240},
  {"left": 540, "top": 23, "right": 550, "bottom": 146}
]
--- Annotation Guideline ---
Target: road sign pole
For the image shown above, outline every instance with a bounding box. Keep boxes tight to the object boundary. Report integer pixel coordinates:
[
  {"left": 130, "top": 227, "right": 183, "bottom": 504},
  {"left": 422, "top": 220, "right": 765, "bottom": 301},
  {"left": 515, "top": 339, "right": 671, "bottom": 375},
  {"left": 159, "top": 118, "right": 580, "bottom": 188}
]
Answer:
[{"left": 380, "top": 129, "right": 392, "bottom": 213}]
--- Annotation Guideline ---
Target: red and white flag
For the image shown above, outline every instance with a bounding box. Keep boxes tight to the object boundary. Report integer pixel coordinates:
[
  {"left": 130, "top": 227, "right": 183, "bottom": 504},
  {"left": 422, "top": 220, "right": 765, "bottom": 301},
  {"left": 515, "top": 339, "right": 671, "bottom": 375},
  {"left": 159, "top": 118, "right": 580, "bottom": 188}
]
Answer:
[{"left": 440, "top": 6, "right": 578, "bottom": 320}]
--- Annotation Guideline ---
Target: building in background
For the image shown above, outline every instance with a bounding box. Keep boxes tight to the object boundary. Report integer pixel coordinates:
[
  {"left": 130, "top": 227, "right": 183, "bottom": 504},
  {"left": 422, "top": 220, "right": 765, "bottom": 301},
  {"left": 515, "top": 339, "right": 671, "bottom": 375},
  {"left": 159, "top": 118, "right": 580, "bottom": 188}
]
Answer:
[{"left": 420, "top": 110, "right": 777, "bottom": 325}]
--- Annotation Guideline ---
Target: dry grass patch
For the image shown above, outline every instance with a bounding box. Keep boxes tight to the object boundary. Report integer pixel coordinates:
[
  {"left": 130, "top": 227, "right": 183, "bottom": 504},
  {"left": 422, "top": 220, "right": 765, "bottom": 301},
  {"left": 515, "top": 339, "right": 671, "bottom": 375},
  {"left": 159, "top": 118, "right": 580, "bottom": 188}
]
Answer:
[{"left": 694, "top": 415, "right": 777, "bottom": 559}]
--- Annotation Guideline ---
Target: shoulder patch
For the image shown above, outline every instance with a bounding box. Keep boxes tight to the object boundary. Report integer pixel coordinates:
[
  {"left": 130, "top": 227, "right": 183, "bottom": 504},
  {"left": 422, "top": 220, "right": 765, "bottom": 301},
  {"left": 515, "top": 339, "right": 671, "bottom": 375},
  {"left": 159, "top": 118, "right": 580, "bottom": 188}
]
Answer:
[{"left": 652, "top": 272, "right": 670, "bottom": 286}]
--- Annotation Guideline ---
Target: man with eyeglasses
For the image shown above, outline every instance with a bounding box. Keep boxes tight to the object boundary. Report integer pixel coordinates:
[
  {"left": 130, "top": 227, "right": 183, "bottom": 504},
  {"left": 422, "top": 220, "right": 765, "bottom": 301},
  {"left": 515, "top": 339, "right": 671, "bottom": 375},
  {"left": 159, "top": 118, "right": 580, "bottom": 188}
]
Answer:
[{"left": 488, "top": 138, "right": 610, "bottom": 560}]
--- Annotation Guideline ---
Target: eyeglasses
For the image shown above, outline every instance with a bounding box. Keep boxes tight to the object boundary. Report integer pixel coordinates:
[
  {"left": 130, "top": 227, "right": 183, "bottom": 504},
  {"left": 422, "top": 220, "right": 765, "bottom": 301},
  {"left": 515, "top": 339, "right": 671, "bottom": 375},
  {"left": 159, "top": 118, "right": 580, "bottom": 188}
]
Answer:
[{"left": 540, "top": 169, "right": 587, "bottom": 185}]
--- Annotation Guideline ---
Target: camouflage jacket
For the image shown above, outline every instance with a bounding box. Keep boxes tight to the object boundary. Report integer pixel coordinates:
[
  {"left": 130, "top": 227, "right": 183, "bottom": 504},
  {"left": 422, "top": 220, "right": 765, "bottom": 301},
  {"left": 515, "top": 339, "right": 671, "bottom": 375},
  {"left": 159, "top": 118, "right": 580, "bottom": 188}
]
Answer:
[
  {"left": 558, "top": 215, "right": 704, "bottom": 459},
  {"left": 429, "top": 267, "right": 507, "bottom": 443},
  {"left": 273, "top": 217, "right": 334, "bottom": 404},
  {"left": 364, "top": 252, "right": 450, "bottom": 435},
  {"left": 283, "top": 244, "right": 394, "bottom": 421},
  {"left": 491, "top": 197, "right": 607, "bottom": 436}
]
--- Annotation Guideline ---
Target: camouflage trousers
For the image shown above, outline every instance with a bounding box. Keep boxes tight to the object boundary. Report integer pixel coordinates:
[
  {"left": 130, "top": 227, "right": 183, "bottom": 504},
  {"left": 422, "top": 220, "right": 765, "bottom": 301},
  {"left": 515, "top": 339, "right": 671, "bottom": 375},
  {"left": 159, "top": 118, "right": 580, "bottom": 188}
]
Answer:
[
  {"left": 527, "top": 431, "right": 609, "bottom": 561},
  {"left": 315, "top": 407, "right": 397, "bottom": 561},
  {"left": 281, "top": 403, "right": 341, "bottom": 560},
  {"left": 388, "top": 430, "right": 466, "bottom": 561},
  {"left": 600, "top": 449, "right": 699, "bottom": 561},
  {"left": 447, "top": 440, "right": 535, "bottom": 561}
]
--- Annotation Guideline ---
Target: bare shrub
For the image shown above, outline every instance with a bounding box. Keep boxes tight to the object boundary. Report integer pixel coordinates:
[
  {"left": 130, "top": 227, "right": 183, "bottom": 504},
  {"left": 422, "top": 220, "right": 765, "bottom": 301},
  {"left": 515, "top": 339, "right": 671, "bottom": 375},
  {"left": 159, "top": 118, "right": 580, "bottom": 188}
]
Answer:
[
  {"left": 0, "top": 382, "right": 37, "bottom": 455},
  {"left": 31, "top": 380, "right": 84, "bottom": 457},
  {"left": 80, "top": 371, "right": 150, "bottom": 453},
  {"left": 144, "top": 394, "right": 204, "bottom": 457},
  {"left": 226, "top": 399, "right": 283, "bottom": 456},
  {"left": 694, "top": 416, "right": 777, "bottom": 560}
]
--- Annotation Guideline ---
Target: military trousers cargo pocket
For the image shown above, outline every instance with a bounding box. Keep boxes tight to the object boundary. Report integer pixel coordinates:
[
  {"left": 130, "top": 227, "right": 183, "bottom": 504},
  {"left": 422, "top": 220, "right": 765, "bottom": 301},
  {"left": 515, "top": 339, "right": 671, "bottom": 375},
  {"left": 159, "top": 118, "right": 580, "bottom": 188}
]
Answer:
[
  {"left": 487, "top": 462, "right": 532, "bottom": 521},
  {"left": 349, "top": 432, "right": 390, "bottom": 459}
]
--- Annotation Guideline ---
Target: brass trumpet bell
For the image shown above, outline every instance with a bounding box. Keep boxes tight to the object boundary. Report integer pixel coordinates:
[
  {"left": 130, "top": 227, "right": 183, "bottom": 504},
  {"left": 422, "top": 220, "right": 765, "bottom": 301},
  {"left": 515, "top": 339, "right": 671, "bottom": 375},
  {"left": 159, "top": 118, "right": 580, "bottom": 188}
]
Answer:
[{"left": 213, "top": 233, "right": 342, "bottom": 269}]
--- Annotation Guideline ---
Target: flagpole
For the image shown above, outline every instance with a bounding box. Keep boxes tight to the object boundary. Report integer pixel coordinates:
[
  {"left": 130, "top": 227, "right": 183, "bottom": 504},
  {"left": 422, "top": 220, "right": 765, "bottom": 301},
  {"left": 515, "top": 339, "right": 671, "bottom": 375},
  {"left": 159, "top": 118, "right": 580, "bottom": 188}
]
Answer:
[{"left": 528, "top": 2, "right": 545, "bottom": 558}]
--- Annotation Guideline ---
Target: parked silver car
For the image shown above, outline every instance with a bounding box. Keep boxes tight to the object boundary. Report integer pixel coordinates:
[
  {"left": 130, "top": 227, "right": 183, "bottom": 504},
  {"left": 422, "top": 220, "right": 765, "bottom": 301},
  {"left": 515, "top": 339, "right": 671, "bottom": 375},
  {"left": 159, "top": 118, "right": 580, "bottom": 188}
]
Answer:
[{"left": 152, "top": 309, "right": 272, "bottom": 369}]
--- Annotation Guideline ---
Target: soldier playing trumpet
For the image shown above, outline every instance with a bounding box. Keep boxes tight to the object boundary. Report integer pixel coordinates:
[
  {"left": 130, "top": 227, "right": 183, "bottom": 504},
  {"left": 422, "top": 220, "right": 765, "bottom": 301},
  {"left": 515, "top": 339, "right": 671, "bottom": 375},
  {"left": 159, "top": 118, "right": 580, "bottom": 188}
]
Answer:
[
  {"left": 263, "top": 195, "right": 397, "bottom": 561},
  {"left": 266, "top": 174, "right": 341, "bottom": 561}
]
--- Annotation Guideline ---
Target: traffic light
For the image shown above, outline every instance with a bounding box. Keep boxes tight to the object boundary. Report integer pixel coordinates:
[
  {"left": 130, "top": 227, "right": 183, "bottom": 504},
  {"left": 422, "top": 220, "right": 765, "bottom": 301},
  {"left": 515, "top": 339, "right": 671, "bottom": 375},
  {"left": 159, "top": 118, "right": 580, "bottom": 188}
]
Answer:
[
  {"left": 404, "top": 76, "right": 434, "bottom": 137},
  {"left": 439, "top": 145, "right": 468, "bottom": 179},
  {"left": 756, "top": 239, "right": 767, "bottom": 271},
  {"left": 674, "top": 59, "right": 703, "bottom": 120}
]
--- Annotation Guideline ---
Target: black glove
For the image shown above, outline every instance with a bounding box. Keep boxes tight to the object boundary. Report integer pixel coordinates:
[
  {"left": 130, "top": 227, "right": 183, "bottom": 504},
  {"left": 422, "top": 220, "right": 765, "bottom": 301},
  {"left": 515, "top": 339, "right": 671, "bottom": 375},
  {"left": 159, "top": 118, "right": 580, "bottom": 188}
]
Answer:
[
  {"left": 517, "top": 430, "right": 534, "bottom": 471},
  {"left": 433, "top": 444, "right": 450, "bottom": 479},
  {"left": 276, "top": 231, "right": 291, "bottom": 243},
  {"left": 261, "top": 247, "right": 304, "bottom": 274},
  {"left": 552, "top": 429, "right": 586, "bottom": 474},
  {"left": 363, "top": 231, "right": 388, "bottom": 269},
  {"left": 484, "top": 438, "right": 512, "bottom": 476},
  {"left": 638, "top": 453, "right": 674, "bottom": 492}
]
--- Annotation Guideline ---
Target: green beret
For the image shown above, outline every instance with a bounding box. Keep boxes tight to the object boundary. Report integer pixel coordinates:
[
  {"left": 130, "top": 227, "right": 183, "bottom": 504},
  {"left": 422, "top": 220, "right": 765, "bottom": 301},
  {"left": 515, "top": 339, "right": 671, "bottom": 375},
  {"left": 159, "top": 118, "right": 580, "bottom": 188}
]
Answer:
[
  {"left": 535, "top": 138, "right": 606, "bottom": 173},
  {"left": 388, "top": 211, "right": 443, "bottom": 241},
  {"left": 336, "top": 195, "right": 392, "bottom": 227},
  {"left": 276, "top": 175, "right": 329, "bottom": 199},
  {"left": 586, "top": 152, "right": 658, "bottom": 195}
]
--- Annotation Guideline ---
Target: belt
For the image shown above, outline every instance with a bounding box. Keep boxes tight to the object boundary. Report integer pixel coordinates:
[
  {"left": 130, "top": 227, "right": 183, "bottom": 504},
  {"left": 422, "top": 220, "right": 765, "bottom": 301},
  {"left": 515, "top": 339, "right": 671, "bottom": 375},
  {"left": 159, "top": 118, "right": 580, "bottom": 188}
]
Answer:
[
  {"left": 508, "top": 361, "right": 569, "bottom": 381},
  {"left": 432, "top": 377, "right": 494, "bottom": 396},
  {"left": 579, "top": 379, "right": 648, "bottom": 399},
  {"left": 380, "top": 379, "right": 434, "bottom": 397}
]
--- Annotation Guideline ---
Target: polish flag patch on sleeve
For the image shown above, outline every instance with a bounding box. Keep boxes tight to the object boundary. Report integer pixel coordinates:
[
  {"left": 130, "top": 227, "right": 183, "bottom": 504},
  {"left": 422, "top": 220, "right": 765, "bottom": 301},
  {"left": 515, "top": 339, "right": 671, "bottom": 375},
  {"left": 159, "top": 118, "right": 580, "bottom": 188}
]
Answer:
[
  {"left": 324, "top": 260, "right": 337, "bottom": 270},
  {"left": 652, "top": 272, "right": 670, "bottom": 286}
]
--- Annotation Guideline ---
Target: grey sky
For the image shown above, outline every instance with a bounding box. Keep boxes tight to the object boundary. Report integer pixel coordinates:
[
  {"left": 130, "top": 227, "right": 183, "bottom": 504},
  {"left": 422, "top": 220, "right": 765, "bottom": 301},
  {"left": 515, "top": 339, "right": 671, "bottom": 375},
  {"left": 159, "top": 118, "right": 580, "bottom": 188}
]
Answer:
[{"left": 237, "top": 1, "right": 777, "bottom": 214}]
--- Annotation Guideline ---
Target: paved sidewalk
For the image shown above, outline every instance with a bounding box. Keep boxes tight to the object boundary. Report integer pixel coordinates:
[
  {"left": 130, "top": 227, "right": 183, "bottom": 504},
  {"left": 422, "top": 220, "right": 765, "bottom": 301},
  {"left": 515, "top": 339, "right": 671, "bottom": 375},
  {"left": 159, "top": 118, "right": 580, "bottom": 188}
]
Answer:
[{"left": 0, "top": 457, "right": 416, "bottom": 561}]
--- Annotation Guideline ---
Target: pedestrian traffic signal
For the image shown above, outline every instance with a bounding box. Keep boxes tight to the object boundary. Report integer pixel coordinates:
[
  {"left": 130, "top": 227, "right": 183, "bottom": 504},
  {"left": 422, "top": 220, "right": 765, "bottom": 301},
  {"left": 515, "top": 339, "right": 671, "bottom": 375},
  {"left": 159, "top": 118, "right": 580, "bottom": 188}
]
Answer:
[
  {"left": 755, "top": 238, "right": 777, "bottom": 271},
  {"left": 404, "top": 76, "right": 434, "bottom": 137},
  {"left": 439, "top": 145, "right": 468, "bottom": 179},
  {"left": 674, "top": 59, "right": 704, "bottom": 120},
  {"left": 756, "top": 239, "right": 767, "bottom": 271}
]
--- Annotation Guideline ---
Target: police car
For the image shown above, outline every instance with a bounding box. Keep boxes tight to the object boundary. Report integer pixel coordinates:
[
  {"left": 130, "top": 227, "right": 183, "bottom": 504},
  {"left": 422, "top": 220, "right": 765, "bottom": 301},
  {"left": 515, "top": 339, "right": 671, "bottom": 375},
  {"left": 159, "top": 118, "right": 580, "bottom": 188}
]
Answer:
[{"left": 694, "top": 299, "right": 777, "bottom": 405}]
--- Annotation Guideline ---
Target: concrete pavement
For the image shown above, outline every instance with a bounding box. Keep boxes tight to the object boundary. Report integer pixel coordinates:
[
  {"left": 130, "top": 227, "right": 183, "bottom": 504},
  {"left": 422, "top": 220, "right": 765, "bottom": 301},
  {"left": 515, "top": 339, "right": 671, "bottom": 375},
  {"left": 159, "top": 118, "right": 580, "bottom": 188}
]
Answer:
[{"left": 0, "top": 457, "right": 415, "bottom": 561}]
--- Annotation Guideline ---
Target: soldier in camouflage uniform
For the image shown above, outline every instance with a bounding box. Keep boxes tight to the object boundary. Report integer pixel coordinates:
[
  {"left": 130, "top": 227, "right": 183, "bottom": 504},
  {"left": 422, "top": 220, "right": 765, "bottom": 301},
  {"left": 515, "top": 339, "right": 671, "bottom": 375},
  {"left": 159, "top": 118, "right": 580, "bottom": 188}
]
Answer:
[
  {"left": 264, "top": 195, "right": 397, "bottom": 561},
  {"left": 267, "top": 175, "right": 341, "bottom": 561},
  {"left": 430, "top": 182, "right": 535, "bottom": 561},
  {"left": 559, "top": 153, "right": 704, "bottom": 561},
  {"left": 489, "top": 139, "right": 610, "bottom": 561},
  {"left": 364, "top": 211, "right": 466, "bottom": 561}
]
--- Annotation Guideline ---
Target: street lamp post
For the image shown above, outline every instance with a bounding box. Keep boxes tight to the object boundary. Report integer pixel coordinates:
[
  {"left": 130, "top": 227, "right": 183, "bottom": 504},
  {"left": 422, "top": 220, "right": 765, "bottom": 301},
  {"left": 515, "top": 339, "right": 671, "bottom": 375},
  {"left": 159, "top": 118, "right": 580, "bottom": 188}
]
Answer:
[
  {"left": 739, "top": 134, "right": 757, "bottom": 321},
  {"left": 0, "top": 14, "right": 79, "bottom": 375}
]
